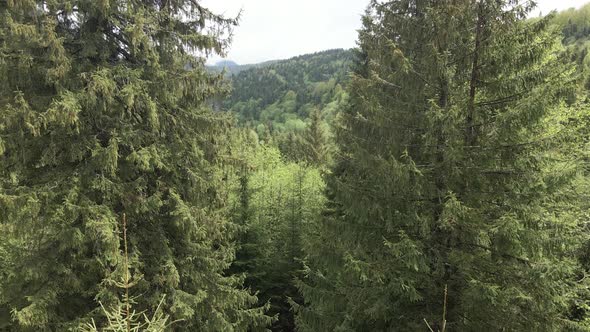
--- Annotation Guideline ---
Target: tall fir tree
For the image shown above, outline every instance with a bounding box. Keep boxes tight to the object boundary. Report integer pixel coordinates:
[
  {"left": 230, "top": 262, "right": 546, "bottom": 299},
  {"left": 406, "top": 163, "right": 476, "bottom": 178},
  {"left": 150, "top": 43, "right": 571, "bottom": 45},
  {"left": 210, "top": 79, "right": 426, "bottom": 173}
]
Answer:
[
  {"left": 302, "top": 108, "right": 332, "bottom": 168},
  {"left": 0, "top": 0, "right": 271, "bottom": 330},
  {"left": 296, "top": 0, "right": 585, "bottom": 330}
]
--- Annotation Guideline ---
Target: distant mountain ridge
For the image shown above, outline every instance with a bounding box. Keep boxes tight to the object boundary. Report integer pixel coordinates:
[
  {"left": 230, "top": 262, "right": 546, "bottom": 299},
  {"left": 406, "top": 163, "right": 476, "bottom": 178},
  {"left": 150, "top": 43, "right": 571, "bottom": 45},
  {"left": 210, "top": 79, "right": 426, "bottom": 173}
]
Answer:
[
  {"left": 209, "top": 58, "right": 280, "bottom": 75},
  {"left": 225, "top": 49, "right": 353, "bottom": 110},
  {"left": 215, "top": 60, "right": 239, "bottom": 68},
  {"left": 209, "top": 49, "right": 353, "bottom": 76}
]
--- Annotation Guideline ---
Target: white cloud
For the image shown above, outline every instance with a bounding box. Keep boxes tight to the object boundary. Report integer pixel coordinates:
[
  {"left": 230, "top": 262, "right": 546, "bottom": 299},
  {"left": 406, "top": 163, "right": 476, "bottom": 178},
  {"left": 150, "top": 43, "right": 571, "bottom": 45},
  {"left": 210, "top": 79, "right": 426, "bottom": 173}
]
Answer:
[
  {"left": 201, "top": 0, "right": 590, "bottom": 65},
  {"left": 533, "top": 0, "right": 588, "bottom": 16},
  {"left": 201, "top": 0, "right": 366, "bottom": 64}
]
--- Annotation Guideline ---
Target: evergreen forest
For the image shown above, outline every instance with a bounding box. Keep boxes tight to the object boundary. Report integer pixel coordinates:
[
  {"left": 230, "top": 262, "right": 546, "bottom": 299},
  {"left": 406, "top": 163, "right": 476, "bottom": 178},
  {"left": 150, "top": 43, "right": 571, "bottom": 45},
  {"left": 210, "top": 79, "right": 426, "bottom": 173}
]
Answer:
[{"left": 4, "top": 0, "right": 590, "bottom": 331}]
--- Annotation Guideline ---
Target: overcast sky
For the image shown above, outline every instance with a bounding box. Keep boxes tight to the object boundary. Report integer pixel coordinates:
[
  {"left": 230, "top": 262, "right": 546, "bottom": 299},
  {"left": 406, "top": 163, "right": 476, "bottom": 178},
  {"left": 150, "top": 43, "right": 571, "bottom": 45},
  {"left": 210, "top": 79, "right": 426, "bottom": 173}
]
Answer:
[{"left": 201, "top": 0, "right": 590, "bottom": 65}]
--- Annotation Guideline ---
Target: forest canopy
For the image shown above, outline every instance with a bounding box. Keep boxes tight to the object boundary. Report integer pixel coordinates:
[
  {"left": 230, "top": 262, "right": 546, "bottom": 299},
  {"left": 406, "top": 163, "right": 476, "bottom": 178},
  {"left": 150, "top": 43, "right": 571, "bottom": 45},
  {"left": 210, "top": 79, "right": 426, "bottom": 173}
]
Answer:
[{"left": 2, "top": 0, "right": 590, "bottom": 331}]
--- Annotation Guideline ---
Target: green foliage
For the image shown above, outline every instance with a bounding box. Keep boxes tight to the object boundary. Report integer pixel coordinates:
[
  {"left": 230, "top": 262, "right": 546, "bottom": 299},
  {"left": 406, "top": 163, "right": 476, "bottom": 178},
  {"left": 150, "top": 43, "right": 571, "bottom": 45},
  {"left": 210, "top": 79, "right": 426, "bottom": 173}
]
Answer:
[
  {"left": 223, "top": 49, "right": 349, "bottom": 162},
  {"left": 296, "top": 1, "right": 586, "bottom": 331},
  {"left": 2, "top": 0, "right": 590, "bottom": 331},
  {"left": 82, "top": 297, "right": 170, "bottom": 332},
  {"left": 226, "top": 49, "right": 352, "bottom": 120},
  {"left": 547, "top": 3, "right": 590, "bottom": 100},
  {"left": 0, "top": 0, "right": 271, "bottom": 330},
  {"left": 82, "top": 215, "right": 173, "bottom": 332},
  {"left": 551, "top": 4, "right": 590, "bottom": 43},
  {"left": 534, "top": 4, "right": 590, "bottom": 327},
  {"left": 228, "top": 133, "right": 326, "bottom": 331}
]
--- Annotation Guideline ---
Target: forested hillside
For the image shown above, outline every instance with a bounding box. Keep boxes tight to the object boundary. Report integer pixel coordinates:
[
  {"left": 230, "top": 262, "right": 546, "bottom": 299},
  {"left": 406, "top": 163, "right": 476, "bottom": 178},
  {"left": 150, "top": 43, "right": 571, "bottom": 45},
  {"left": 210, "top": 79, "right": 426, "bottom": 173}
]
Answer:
[
  {"left": 550, "top": 3, "right": 590, "bottom": 100},
  {"left": 2, "top": 1, "right": 590, "bottom": 332},
  {"left": 222, "top": 49, "right": 352, "bottom": 158},
  {"left": 209, "top": 59, "right": 279, "bottom": 76}
]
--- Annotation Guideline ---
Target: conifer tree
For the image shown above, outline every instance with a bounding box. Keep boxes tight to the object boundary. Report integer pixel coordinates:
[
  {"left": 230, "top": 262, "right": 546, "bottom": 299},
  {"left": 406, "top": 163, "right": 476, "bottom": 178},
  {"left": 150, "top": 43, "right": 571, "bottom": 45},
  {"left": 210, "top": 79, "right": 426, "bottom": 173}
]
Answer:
[
  {"left": 303, "top": 108, "right": 332, "bottom": 168},
  {"left": 297, "top": 1, "right": 584, "bottom": 330},
  {"left": 82, "top": 214, "right": 173, "bottom": 332},
  {"left": 228, "top": 142, "right": 326, "bottom": 331},
  {"left": 0, "top": 1, "right": 271, "bottom": 330}
]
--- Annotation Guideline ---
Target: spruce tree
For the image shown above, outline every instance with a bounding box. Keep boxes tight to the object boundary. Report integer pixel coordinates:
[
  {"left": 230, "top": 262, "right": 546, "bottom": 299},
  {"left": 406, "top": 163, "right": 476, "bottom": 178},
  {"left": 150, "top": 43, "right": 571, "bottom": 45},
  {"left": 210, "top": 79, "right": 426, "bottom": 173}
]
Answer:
[
  {"left": 0, "top": 0, "right": 271, "bottom": 330},
  {"left": 302, "top": 108, "right": 332, "bottom": 168},
  {"left": 297, "top": 1, "right": 584, "bottom": 330},
  {"left": 228, "top": 142, "right": 326, "bottom": 331}
]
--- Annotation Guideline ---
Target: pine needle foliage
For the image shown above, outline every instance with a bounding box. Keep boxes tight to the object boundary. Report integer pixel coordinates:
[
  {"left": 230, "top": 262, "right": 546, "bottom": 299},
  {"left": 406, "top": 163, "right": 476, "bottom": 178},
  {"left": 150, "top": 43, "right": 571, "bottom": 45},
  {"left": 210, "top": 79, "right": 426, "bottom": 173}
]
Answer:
[
  {"left": 228, "top": 136, "right": 326, "bottom": 331},
  {"left": 296, "top": 1, "right": 586, "bottom": 331},
  {"left": 81, "top": 214, "right": 174, "bottom": 332},
  {"left": 0, "top": 0, "right": 271, "bottom": 330},
  {"left": 82, "top": 297, "right": 170, "bottom": 332}
]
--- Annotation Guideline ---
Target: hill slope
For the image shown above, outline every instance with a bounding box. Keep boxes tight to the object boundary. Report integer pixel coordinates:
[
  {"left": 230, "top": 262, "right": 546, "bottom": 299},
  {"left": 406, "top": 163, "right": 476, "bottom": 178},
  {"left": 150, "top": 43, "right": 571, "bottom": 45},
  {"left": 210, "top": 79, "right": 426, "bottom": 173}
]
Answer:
[{"left": 223, "top": 49, "right": 354, "bottom": 137}]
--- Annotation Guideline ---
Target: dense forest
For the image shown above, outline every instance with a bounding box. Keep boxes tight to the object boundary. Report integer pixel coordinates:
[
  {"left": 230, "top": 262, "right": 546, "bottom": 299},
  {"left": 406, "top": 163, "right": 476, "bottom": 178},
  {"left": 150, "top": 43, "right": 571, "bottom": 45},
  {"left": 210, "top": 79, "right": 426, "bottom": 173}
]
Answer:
[
  {"left": 3, "top": 0, "right": 590, "bottom": 331},
  {"left": 214, "top": 49, "right": 352, "bottom": 164}
]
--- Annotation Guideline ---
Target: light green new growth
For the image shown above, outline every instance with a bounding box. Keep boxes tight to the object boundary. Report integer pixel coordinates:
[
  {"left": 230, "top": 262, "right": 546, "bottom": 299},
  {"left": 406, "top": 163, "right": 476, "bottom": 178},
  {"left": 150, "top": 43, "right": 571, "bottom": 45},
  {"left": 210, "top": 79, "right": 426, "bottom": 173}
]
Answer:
[{"left": 82, "top": 214, "right": 174, "bottom": 332}]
